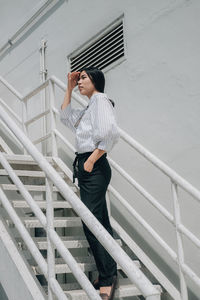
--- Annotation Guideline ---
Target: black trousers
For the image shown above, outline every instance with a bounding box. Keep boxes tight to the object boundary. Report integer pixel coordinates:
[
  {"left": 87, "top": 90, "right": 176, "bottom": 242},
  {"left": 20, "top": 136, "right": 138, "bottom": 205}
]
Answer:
[{"left": 75, "top": 151, "right": 117, "bottom": 287}]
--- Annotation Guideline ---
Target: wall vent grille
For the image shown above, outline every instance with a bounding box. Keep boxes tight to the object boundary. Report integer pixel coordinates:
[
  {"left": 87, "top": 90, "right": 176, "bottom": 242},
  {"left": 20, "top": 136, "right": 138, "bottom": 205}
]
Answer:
[{"left": 69, "top": 20, "right": 125, "bottom": 72}]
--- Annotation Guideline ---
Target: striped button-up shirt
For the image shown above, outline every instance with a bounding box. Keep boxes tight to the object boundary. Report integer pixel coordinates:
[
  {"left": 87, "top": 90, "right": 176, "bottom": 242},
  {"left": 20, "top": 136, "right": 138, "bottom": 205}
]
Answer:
[{"left": 60, "top": 92, "right": 120, "bottom": 153}]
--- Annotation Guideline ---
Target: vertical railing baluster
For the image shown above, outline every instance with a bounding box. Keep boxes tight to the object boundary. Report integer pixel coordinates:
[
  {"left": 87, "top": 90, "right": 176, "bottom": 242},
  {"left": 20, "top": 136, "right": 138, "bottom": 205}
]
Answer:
[
  {"left": 46, "top": 176, "right": 55, "bottom": 300},
  {"left": 40, "top": 39, "right": 47, "bottom": 156},
  {"left": 49, "top": 79, "right": 58, "bottom": 157},
  {"left": 22, "top": 100, "right": 28, "bottom": 155},
  {"left": 171, "top": 180, "right": 188, "bottom": 300},
  {"left": 106, "top": 190, "right": 111, "bottom": 218}
]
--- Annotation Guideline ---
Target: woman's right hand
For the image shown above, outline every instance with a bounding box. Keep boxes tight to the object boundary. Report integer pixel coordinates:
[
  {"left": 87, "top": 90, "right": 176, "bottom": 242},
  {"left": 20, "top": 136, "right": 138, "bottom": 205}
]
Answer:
[{"left": 67, "top": 71, "right": 80, "bottom": 91}]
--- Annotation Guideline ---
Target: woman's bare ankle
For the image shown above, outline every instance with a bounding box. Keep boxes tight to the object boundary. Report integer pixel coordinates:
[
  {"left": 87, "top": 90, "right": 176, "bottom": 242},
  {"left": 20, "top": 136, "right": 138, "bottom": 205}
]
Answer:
[{"left": 100, "top": 286, "right": 111, "bottom": 295}]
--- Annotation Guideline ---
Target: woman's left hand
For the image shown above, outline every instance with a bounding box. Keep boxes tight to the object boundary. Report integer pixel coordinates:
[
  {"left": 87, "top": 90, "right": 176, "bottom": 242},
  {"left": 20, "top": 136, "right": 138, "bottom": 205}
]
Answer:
[{"left": 84, "top": 159, "right": 94, "bottom": 173}]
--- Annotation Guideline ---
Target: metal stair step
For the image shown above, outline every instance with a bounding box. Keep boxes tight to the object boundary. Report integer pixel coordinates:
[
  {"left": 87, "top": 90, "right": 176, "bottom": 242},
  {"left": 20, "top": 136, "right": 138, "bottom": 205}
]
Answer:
[
  {"left": 2, "top": 154, "right": 54, "bottom": 165},
  {"left": 31, "top": 257, "right": 141, "bottom": 275},
  {"left": 0, "top": 169, "right": 65, "bottom": 178},
  {"left": 64, "top": 278, "right": 143, "bottom": 299},
  {"left": 43, "top": 282, "right": 81, "bottom": 294},
  {"left": 32, "top": 236, "right": 122, "bottom": 250},
  {"left": 7, "top": 217, "right": 82, "bottom": 228},
  {"left": 64, "top": 280, "right": 161, "bottom": 299},
  {"left": 1, "top": 184, "right": 77, "bottom": 193},
  {"left": 32, "top": 256, "right": 96, "bottom": 274},
  {"left": 12, "top": 200, "right": 72, "bottom": 209}
]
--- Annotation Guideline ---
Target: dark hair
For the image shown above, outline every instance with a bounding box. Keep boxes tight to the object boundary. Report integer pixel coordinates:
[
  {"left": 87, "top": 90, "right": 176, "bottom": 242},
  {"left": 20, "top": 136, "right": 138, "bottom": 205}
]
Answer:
[{"left": 78, "top": 66, "right": 115, "bottom": 107}]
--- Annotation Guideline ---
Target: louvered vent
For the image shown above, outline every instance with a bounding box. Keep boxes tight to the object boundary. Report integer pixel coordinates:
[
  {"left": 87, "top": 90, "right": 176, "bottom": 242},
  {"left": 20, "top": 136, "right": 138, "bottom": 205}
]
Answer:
[{"left": 69, "top": 20, "right": 125, "bottom": 72}]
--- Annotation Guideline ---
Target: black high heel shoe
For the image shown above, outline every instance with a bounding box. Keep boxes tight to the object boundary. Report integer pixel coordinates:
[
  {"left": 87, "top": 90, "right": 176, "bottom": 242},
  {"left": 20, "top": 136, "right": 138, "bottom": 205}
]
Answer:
[{"left": 92, "top": 278, "right": 100, "bottom": 290}]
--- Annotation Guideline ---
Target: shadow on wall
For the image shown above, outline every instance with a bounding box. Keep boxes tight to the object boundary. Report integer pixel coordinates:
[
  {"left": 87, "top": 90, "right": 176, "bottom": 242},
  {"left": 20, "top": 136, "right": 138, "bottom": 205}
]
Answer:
[
  {"left": 0, "top": 129, "right": 23, "bottom": 154},
  {"left": 0, "top": 283, "right": 8, "bottom": 300}
]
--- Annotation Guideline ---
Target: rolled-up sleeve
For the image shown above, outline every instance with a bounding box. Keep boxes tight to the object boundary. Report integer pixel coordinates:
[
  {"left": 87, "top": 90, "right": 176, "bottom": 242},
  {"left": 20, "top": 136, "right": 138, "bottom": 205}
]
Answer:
[
  {"left": 59, "top": 104, "right": 83, "bottom": 133},
  {"left": 91, "top": 95, "right": 120, "bottom": 152}
]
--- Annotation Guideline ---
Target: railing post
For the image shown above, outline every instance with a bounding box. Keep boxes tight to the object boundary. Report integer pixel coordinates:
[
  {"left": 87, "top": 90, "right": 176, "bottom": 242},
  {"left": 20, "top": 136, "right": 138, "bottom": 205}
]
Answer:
[
  {"left": 22, "top": 100, "right": 28, "bottom": 155},
  {"left": 40, "top": 39, "right": 48, "bottom": 156},
  {"left": 46, "top": 176, "right": 55, "bottom": 300},
  {"left": 49, "top": 79, "right": 58, "bottom": 157},
  {"left": 171, "top": 180, "right": 188, "bottom": 300},
  {"left": 106, "top": 190, "right": 111, "bottom": 218}
]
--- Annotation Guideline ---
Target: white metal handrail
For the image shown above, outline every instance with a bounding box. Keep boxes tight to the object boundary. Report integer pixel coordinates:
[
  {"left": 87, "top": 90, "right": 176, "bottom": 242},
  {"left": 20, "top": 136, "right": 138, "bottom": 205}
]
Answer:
[
  {"left": 51, "top": 78, "right": 200, "bottom": 233},
  {"left": 25, "top": 109, "right": 50, "bottom": 126},
  {"left": 1, "top": 74, "right": 200, "bottom": 299},
  {"left": 52, "top": 74, "right": 200, "bottom": 204},
  {"left": 0, "top": 186, "right": 48, "bottom": 276},
  {"left": 0, "top": 76, "right": 26, "bottom": 145},
  {"left": 50, "top": 77, "right": 200, "bottom": 299},
  {"left": 53, "top": 121, "right": 200, "bottom": 299},
  {"left": 50, "top": 75, "right": 200, "bottom": 198},
  {"left": 0, "top": 151, "right": 100, "bottom": 300},
  {"left": 0, "top": 136, "right": 13, "bottom": 154},
  {"left": 53, "top": 154, "right": 180, "bottom": 300},
  {"left": 108, "top": 158, "right": 200, "bottom": 251},
  {"left": 0, "top": 118, "right": 24, "bottom": 150},
  {"left": 0, "top": 104, "right": 160, "bottom": 300},
  {"left": 22, "top": 80, "right": 49, "bottom": 102},
  {"left": 53, "top": 119, "right": 200, "bottom": 294},
  {"left": 0, "top": 76, "right": 23, "bottom": 100},
  {"left": 119, "top": 127, "right": 200, "bottom": 203}
]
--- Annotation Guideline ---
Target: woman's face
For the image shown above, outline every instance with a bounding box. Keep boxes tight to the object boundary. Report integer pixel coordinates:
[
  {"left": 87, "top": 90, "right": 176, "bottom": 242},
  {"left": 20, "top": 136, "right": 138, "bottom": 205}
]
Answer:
[{"left": 78, "top": 70, "right": 98, "bottom": 98}]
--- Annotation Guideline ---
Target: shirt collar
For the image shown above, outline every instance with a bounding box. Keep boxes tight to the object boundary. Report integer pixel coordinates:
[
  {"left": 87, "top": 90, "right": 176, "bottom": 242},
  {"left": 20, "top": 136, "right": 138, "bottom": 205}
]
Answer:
[{"left": 89, "top": 92, "right": 108, "bottom": 106}]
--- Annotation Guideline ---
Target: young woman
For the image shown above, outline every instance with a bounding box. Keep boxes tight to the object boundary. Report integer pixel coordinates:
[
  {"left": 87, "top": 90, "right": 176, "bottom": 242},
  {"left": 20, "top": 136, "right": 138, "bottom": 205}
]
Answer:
[{"left": 60, "top": 66, "right": 120, "bottom": 300}]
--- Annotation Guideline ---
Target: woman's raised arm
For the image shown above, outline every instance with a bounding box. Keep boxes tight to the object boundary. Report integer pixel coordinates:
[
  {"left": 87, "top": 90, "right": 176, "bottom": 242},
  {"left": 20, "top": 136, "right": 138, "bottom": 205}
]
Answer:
[{"left": 61, "top": 71, "right": 80, "bottom": 110}]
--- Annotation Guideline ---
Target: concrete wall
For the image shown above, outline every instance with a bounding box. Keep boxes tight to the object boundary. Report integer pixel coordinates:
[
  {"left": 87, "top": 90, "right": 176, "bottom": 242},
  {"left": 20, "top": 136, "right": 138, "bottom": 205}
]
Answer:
[{"left": 0, "top": 0, "right": 200, "bottom": 298}]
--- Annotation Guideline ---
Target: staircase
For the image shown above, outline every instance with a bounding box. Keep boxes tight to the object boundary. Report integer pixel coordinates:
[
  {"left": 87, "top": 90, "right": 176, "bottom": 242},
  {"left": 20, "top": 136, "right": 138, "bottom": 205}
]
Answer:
[
  {"left": 1, "top": 75, "right": 200, "bottom": 300},
  {"left": 0, "top": 152, "right": 161, "bottom": 300}
]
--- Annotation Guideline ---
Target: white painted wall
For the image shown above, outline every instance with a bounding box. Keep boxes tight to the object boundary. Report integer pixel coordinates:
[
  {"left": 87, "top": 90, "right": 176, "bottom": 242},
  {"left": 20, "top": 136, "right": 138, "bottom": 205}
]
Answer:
[{"left": 0, "top": 0, "right": 200, "bottom": 298}]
